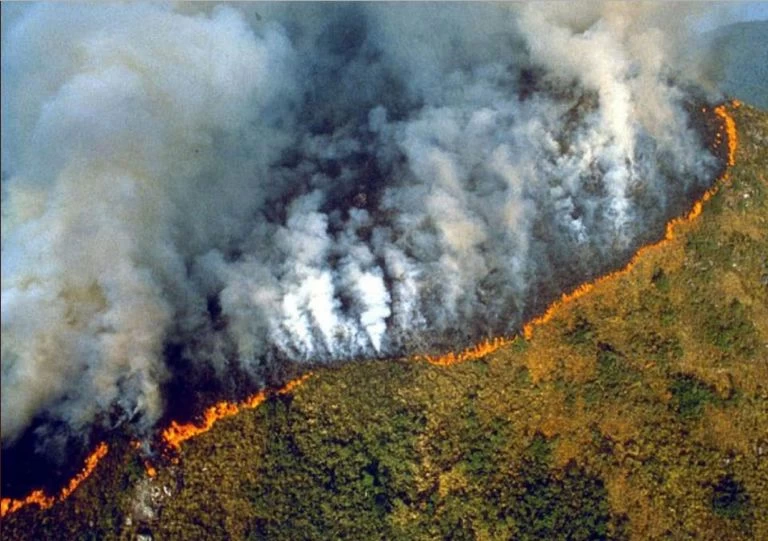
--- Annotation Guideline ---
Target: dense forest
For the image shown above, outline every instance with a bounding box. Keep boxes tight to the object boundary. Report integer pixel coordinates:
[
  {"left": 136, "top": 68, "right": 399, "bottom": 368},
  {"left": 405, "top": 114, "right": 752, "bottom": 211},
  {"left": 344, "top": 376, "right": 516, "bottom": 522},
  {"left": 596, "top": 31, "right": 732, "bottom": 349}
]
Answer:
[{"left": 2, "top": 103, "right": 766, "bottom": 541}]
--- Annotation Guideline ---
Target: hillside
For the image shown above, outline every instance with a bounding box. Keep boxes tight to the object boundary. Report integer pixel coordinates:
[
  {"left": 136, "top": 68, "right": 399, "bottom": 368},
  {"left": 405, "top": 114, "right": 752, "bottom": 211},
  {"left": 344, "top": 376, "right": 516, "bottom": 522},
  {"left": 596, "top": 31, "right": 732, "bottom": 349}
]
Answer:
[{"left": 2, "top": 102, "right": 766, "bottom": 540}]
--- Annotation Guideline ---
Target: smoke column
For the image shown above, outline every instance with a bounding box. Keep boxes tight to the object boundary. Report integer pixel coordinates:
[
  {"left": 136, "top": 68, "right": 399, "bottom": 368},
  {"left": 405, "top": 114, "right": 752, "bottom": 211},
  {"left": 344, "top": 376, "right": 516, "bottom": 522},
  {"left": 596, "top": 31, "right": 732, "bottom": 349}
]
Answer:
[{"left": 1, "top": 3, "right": 727, "bottom": 450}]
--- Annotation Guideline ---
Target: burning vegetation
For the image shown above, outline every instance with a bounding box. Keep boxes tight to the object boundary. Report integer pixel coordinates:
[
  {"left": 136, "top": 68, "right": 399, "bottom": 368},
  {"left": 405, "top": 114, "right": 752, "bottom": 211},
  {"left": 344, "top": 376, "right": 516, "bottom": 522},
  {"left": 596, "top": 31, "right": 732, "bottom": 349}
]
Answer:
[
  {"left": 160, "top": 374, "right": 313, "bottom": 455},
  {"left": 2, "top": 4, "right": 736, "bottom": 460},
  {"left": 0, "top": 102, "right": 751, "bottom": 535},
  {"left": 0, "top": 443, "right": 108, "bottom": 519},
  {"left": 1, "top": 4, "right": 764, "bottom": 539}
]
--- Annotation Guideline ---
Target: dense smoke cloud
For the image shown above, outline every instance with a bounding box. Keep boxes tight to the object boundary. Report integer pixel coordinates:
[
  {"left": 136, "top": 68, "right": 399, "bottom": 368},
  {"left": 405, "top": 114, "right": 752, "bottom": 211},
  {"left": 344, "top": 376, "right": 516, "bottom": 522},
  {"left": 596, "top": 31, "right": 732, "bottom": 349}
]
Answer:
[{"left": 2, "top": 3, "right": 723, "bottom": 447}]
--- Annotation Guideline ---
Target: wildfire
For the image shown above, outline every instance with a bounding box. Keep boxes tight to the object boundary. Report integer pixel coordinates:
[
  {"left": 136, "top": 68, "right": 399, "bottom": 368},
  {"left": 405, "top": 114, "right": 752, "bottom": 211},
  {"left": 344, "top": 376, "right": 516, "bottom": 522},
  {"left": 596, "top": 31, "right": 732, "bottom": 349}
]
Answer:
[
  {"left": 413, "top": 103, "right": 738, "bottom": 359},
  {"left": 421, "top": 336, "right": 517, "bottom": 366},
  {"left": 0, "top": 442, "right": 109, "bottom": 518},
  {"left": 523, "top": 101, "right": 738, "bottom": 340},
  {"left": 161, "top": 373, "right": 313, "bottom": 454},
  {"left": 715, "top": 100, "right": 739, "bottom": 167},
  {"left": 0, "top": 101, "right": 739, "bottom": 520}
]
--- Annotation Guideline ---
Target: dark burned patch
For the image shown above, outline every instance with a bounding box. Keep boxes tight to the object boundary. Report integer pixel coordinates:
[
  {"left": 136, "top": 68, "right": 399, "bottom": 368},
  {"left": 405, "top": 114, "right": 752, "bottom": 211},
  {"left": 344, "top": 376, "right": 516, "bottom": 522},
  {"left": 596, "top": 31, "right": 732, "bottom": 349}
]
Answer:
[
  {"left": 1, "top": 418, "right": 100, "bottom": 500},
  {"left": 156, "top": 340, "right": 309, "bottom": 431},
  {"left": 157, "top": 342, "right": 227, "bottom": 427},
  {"left": 684, "top": 97, "right": 732, "bottom": 176},
  {"left": 1, "top": 341, "right": 315, "bottom": 500}
]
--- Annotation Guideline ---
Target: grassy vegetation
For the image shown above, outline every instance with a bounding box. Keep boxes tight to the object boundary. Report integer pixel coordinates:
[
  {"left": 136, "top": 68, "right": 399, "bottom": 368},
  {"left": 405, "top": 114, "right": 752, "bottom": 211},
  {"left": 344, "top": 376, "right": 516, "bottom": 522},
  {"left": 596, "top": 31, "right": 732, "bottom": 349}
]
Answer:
[{"left": 3, "top": 104, "right": 767, "bottom": 540}]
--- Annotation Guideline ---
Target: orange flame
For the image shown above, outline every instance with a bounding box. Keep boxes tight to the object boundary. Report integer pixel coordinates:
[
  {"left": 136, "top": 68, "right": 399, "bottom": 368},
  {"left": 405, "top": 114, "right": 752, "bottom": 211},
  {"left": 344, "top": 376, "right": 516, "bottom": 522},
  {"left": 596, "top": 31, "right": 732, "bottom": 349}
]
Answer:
[
  {"left": 715, "top": 101, "right": 739, "bottom": 166},
  {"left": 0, "top": 101, "right": 739, "bottom": 518},
  {"left": 420, "top": 336, "right": 516, "bottom": 366},
  {"left": 129, "top": 439, "right": 157, "bottom": 477},
  {"left": 430, "top": 103, "right": 738, "bottom": 348},
  {"left": 144, "top": 461, "right": 157, "bottom": 478},
  {"left": 377, "top": 103, "right": 738, "bottom": 359},
  {"left": 521, "top": 102, "right": 737, "bottom": 339},
  {"left": 518, "top": 199, "right": 711, "bottom": 340},
  {"left": 517, "top": 194, "right": 716, "bottom": 340},
  {"left": 161, "top": 373, "right": 313, "bottom": 453},
  {"left": 0, "top": 442, "right": 108, "bottom": 518}
]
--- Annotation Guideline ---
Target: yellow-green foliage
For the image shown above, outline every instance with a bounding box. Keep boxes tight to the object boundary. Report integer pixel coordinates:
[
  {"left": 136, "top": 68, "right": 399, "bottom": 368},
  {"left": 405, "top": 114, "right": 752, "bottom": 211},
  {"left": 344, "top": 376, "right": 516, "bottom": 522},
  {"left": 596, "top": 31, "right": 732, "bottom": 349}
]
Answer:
[{"left": 3, "top": 105, "right": 767, "bottom": 541}]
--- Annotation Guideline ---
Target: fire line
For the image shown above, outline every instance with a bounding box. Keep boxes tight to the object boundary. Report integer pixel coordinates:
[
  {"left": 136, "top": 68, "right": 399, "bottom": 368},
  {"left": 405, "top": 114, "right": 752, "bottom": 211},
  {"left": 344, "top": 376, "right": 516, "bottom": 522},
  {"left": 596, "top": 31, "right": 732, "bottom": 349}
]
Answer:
[
  {"left": 421, "top": 101, "right": 739, "bottom": 363},
  {"left": 160, "top": 373, "right": 313, "bottom": 454},
  {"left": 0, "top": 442, "right": 109, "bottom": 519},
  {"left": 0, "top": 101, "right": 739, "bottom": 518}
]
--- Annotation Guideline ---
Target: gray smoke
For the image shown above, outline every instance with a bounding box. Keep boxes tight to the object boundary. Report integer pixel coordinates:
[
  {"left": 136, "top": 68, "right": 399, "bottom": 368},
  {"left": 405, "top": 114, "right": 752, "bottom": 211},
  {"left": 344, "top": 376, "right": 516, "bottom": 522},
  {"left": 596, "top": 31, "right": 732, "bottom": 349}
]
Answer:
[{"left": 1, "top": 3, "right": 727, "bottom": 445}]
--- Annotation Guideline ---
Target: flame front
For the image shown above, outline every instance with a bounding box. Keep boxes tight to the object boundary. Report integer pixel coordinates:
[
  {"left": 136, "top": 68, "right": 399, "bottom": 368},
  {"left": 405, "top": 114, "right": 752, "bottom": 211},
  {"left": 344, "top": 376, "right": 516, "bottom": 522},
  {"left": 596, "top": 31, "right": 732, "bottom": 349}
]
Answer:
[
  {"left": 0, "top": 102, "right": 739, "bottom": 519},
  {"left": 716, "top": 100, "right": 739, "bottom": 167},
  {"left": 161, "top": 373, "right": 313, "bottom": 454},
  {"left": 420, "top": 336, "right": 516, "bottom": 366},
  {"left": 0, "top": 442, "right": 108, "bottom": 518},
  {"left": 522, "top": 101, "right": 738, "bottom": 340}
]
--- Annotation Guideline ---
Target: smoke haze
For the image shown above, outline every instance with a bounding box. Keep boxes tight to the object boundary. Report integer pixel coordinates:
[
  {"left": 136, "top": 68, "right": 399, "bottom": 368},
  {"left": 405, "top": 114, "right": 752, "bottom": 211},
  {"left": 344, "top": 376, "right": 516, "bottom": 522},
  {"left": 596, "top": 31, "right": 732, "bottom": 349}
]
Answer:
[{"left": 1, "top": 3, "right": 729, "bottom": 449}]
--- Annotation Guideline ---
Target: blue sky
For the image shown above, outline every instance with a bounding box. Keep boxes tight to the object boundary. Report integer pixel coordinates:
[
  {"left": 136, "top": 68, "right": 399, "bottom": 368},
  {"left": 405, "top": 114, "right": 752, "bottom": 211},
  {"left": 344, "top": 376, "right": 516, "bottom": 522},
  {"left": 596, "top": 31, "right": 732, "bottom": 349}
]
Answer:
[{"left": 695, "top": 1, "right": 768, "bottom": 32}]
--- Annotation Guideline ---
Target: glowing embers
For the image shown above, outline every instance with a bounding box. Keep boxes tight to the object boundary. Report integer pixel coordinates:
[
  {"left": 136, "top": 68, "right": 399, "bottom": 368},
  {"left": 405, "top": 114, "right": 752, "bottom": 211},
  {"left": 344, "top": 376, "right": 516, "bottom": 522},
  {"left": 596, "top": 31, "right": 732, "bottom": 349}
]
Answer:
[
  {"left": 160, "top": 373, "right": 313, "bottom": 454},
  {"left": 0, "top": 442, "right": 109, "bottom": 518},
  {"left": 144, "top": 461, "right": 157, "bottom": 478},
  {"left": 130, "top": 440, "right": 158, "bottom": 477}
]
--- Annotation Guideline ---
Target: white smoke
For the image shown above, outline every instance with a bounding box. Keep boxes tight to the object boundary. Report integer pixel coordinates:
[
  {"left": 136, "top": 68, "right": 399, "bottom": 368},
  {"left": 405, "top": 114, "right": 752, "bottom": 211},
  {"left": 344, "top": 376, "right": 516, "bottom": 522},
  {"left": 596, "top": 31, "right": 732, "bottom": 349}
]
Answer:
[{"left": 1, "top": 3, "right": 725, "bottom": 446}]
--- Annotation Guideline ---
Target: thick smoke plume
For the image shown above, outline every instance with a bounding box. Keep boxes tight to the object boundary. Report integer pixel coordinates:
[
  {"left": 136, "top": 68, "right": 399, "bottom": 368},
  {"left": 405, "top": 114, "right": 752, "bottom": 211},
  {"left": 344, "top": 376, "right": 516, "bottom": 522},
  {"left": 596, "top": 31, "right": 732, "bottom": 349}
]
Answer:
[{"left": 2, "top": 3, "right": 724, "bottom": 448}]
